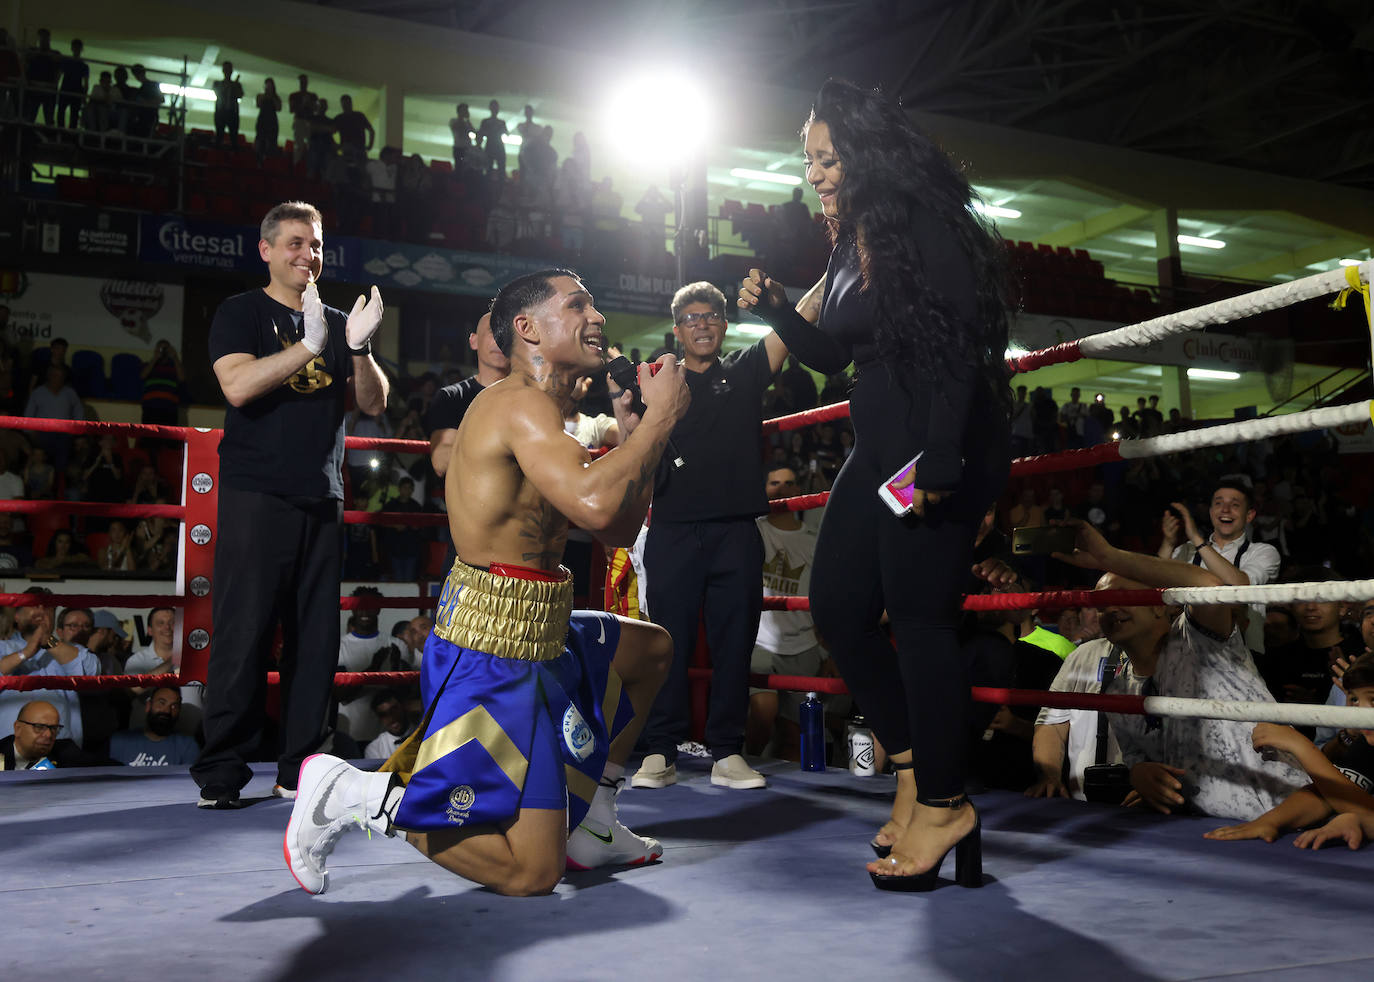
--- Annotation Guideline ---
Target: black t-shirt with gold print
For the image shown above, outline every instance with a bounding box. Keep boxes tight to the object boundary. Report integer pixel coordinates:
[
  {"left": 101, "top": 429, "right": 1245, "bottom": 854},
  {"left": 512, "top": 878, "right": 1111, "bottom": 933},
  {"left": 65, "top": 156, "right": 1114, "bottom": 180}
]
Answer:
[{"left": 209, "top": 289, "right": 351, "bottom": 499}]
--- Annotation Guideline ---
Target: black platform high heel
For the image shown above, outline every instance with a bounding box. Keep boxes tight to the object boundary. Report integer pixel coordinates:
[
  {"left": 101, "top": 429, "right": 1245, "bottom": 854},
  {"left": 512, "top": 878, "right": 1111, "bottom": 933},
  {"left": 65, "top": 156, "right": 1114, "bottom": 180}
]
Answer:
[
  {"left": 869, "top": 796, "right": 983, "bottom": 892},
  {"left": 870, "top": 760, "right": 916, "bottom": 859}
]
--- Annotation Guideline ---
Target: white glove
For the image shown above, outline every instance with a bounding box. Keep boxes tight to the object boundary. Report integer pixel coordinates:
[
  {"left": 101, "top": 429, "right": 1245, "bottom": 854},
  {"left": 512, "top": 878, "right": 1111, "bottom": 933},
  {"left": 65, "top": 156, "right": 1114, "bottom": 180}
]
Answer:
[
  {"left": 301, "top": 279, "right": 328, "bottom": 355},
  {"left": 346, "top": 285, "right": 384, "bottom": 353}
]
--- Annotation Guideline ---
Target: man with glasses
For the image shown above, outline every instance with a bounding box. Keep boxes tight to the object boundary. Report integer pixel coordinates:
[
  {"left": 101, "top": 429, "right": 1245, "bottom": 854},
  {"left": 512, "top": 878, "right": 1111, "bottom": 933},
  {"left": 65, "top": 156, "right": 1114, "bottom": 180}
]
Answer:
[
  {"left": 0, "top": 594, "right": 101, "bottom": 748},
  {"left": 56, "top": 607, "right": 95, "bottom": 647},
  {"left": 2, "top": 699, "right": 110, "bottom": 769},
  {"left": 630, "top": 281, "right": 802, "bottom": 791}
]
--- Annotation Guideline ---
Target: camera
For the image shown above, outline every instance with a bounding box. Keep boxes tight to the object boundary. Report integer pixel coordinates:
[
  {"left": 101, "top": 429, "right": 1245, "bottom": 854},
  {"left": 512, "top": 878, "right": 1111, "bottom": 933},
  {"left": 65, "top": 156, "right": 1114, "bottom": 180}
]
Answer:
[{"left": 1082, "top": 763, "right": 1132, "bottom": 804}]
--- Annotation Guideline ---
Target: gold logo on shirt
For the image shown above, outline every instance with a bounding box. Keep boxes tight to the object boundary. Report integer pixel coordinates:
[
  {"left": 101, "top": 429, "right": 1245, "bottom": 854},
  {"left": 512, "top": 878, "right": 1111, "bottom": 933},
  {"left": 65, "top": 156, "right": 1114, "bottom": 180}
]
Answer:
[
  {"left": 276, "top": 325, "right": 332, "bottom": 393},
  {"left": 762, "top": 548, "right": 806, "bottom": 594}
]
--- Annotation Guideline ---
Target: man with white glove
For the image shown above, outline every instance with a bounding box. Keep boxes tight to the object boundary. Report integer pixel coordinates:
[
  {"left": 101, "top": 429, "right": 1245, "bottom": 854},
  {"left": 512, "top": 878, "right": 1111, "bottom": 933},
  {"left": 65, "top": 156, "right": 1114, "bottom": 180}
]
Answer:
[{"left": 192, "top": 200, "right": 389, "bottom": 809}]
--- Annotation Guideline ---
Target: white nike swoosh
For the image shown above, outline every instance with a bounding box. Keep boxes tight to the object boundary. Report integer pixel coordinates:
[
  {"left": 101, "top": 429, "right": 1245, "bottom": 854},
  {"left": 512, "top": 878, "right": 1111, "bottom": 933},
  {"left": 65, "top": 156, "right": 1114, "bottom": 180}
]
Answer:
[{"left": 596, "top": 620, "right": 606, "bottom": 645}]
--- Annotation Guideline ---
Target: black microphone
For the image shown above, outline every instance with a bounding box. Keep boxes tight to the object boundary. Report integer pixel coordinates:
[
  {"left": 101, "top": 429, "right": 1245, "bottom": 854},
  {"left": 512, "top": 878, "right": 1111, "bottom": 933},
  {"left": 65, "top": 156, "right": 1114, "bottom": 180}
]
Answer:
[{"left": 606, "top": 356, "right": 685, "bottom": 470}]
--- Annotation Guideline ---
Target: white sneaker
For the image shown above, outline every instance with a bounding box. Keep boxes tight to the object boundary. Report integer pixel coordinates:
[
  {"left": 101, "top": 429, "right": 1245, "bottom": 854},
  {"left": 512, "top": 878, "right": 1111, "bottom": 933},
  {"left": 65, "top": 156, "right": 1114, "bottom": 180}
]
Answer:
[
  {"left": 630, "top": 753, "right": 677, "bottom": 789},
  {"left": 283, "top": 754, "right": 399, "bottom": 895},
  {"left": 566, "top": 777, "right": 663, "bottom": 870},
  {"left": 711, "top": 754, "right": 766, "bottom": 789},
  {"left": 272, "top": 784, "right": 297, "bottom": 800}
]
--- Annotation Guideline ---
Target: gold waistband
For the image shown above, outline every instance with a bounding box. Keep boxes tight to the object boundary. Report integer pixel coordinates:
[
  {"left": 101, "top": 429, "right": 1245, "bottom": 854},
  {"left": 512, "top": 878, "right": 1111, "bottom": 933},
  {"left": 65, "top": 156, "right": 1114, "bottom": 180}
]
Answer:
[{"left": 430, "top": 558, "right": 573, "bottom": 662}]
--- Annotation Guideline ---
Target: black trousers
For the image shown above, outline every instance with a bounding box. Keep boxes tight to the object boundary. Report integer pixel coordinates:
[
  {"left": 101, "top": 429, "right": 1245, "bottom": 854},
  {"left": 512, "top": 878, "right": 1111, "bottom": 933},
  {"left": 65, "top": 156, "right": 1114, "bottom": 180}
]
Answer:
[
  {"left": 214, "top": 107, "right": 239, "bottom": 145},
  {"left": 809, "top": 447, "right": 995, "bottom": 801},
  {"left": 642, "top": 518, "right": 763, "bottom": 762},
  {"left": 191, "top": 487, "right": 342, "bottom": 795}
]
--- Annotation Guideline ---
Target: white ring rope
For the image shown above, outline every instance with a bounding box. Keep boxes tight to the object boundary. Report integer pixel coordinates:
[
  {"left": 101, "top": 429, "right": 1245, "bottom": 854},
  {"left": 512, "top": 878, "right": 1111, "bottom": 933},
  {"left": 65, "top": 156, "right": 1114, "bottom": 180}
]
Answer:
[
  {"left": 1143, "top": 697, "right": 1374, "bottom": 730},
  {"left": 1117, "top": 400, "right": 1372, "bottom": 459},
  {"left": 1159, "top": 580, "right": 1374, "bottom": 606},
  {"left": 1076, "top": 260, "right": 1373, "bottom": 359}
]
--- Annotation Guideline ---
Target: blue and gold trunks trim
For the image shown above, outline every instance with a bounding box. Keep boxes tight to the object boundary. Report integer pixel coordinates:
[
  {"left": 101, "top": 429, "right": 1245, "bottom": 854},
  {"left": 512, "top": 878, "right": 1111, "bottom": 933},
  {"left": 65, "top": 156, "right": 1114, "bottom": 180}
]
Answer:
[{"left": 432, "top": 556, "right": 574, "bottom": 662}]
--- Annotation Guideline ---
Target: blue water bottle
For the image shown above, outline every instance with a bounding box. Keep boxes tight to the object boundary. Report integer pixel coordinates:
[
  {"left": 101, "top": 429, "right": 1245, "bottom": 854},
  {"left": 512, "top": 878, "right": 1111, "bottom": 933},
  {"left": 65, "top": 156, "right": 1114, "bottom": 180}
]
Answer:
[{"left": 800, "top": 691, "right": 825, "bottom": 772}]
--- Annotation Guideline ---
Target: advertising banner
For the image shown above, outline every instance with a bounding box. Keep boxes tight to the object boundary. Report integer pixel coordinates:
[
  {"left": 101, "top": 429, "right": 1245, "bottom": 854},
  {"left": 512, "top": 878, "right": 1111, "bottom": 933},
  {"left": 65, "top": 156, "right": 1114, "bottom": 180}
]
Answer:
[
  {"left": 353, "top": 240, "right": 677, "bottom": 315},
  {"left": 0, "top": 272, "right": 184, "bottom": 350},
  {"left": 127, "top": 212, "right": 674, "bottom": 314},
  {"left": 37, "top": 209, "right": 139, "bottom": 261},
  {"left": 138, "top": 215, "right": 360, "bottom": 282}
]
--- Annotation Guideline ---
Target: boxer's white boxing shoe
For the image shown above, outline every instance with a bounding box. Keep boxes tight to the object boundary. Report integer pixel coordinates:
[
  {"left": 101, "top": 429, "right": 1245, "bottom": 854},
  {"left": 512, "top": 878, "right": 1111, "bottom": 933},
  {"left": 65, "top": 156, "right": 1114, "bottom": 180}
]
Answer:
[
  {"left": 566, "top": 776, "right": 663, "bottom": 870},
  {"left": 284, "top": 754, "right": 401, "bottom": 894}
]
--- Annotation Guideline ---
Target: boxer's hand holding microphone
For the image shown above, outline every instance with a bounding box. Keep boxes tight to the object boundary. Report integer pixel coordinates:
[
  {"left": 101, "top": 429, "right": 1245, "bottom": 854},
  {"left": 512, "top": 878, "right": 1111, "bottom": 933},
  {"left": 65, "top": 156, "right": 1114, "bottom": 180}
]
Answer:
[{"left": 606, "top": 353, "right": 689, "bottom": 468}]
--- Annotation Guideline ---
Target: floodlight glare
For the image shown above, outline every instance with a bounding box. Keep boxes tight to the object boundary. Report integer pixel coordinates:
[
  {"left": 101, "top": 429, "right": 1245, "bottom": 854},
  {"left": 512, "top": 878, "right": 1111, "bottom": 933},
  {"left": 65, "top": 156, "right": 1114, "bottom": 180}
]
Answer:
[
  {"left": 160, "top": 83, "right": 217, "bottom": 103},
  {"left": 974, "top": 202, "right": 1021, "bottom": 220},
  {"left": 1187, "top": 368, "right": 1241, "bottom": 381},
  {"left": 603, "top": 71, "right": 712, "bottom": 170},
  {"left": 1177, "top": 234, "right": 1226, "bottom": 250},
  {"left": 729, "top": 168, "right": 803, "bottom": 186}
]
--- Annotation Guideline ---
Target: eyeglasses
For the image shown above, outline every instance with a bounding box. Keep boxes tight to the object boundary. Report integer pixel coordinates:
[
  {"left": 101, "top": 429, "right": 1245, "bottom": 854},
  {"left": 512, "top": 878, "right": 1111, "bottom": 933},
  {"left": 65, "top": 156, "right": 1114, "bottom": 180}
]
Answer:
[
  {"left": 678, "top": 312, "right": 725, "bottom": 327},
  {"left": 17, "top": 720, "right": 62, "bottom": 736}
]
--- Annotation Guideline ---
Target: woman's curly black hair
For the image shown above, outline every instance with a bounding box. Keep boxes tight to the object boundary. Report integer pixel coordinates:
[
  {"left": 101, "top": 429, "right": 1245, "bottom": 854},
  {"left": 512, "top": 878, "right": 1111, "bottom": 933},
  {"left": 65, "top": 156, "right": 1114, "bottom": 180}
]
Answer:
[{"left": 807, "top": 78, "right": 1012, "bottom": 406}]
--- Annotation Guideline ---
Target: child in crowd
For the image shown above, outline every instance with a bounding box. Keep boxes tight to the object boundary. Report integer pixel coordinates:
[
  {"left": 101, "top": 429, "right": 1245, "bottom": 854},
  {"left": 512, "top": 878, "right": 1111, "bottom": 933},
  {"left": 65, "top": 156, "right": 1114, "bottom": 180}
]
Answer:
[{"left": 1205, "top": 653, "right": 1374, "bottom": 849}]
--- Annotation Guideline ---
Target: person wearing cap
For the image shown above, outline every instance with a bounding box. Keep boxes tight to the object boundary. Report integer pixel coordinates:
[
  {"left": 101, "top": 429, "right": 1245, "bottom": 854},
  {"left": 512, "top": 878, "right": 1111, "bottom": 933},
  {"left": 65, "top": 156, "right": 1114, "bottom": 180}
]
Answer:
[{"left": 88, "top": 610, "right": 131, "bottom": 674}]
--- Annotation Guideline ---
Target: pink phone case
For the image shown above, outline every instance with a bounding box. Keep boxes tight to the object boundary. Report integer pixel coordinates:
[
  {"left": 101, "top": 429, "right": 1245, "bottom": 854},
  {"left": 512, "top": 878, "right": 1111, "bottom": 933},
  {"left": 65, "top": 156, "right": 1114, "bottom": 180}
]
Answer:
[{"left": 878, "top": 452, "right": 923, "bottom": 516}]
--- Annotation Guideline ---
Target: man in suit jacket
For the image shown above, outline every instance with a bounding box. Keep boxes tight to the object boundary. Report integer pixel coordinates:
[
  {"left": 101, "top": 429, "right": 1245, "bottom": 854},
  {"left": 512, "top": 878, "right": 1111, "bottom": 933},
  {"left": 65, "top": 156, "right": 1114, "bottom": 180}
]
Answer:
[{"left": 2, "top": 699, "right": 112, "bottom": 769}]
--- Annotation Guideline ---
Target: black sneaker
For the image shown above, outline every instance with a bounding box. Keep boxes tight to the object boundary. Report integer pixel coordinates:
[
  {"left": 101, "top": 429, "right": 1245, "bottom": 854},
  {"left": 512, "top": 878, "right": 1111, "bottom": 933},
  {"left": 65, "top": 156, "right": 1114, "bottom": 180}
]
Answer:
[{"left": 196, "top": 792, "right": 243, "bottom": 810}]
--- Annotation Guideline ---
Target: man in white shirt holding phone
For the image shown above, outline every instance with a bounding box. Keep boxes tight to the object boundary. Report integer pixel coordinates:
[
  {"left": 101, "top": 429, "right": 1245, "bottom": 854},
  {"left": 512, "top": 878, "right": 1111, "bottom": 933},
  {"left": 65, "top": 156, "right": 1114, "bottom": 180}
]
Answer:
[{"left": 1157, "top": 477, "right": 1279, "bottom": 655}]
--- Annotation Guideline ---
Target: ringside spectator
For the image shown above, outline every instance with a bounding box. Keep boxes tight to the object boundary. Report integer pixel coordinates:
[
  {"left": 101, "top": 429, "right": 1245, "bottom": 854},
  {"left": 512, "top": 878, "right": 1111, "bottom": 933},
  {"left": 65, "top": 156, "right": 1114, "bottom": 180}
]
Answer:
[
  {"left": 3, "top": 699, "right": 111, "bottom": 769},
  {"left": 1058, "top": 518, "right": 1304, "bottom": 820},
  {"left": 1207, "top": 654, "right": 1374, "bottom": 849},
  {"left": 109, "top": 686, "right": 199, "bottom": 766},
  {"left": 1158, "top": 477, "right": 1279, "bottom": 655}
]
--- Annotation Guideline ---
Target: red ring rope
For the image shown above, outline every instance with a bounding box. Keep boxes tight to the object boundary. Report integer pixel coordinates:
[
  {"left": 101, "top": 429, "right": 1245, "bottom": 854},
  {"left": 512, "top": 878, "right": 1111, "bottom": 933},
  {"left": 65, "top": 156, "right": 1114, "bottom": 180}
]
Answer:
[
  {"left": 1006, "top": 340, "right": 1084, "bottom": 374},
  {"left": 0, "top": 671, "right": 422, "bottom": 691},
  {"left": 0, "top": 501, "right": 185, "bottom": 518},
  {"left": 760, "top": 588, "right": 1168, "bottom": 614},
  {"left": 342, "top": 435, "right": 430, "bottom": 453},
  {"left": 341, "top": 510, "right": 448, "bottom": 526},
  {"left": 0, "top": 669, "right": 1141, "bottom": 715},
  {"left": 760, "top": 401, "right": 852, "bottom": 435},
  {"left": 0, "top": 416, "right": 192, "bottom": 439},
  {"left": 0, "top": 592, "right": 439, "bottom": 610},
  {"left": 0, "top": 593, "right": 187, "bottom": 607}
]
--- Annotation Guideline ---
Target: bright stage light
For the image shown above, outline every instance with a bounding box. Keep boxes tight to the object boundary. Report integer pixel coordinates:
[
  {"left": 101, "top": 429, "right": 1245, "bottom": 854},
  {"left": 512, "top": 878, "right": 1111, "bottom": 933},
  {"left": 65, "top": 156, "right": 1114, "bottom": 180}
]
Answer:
[
  {"left": 1177, "top": 234, "right": 1226, "bottom": 250},
  {"left": 160, "top": 83, "right": 217, "bottom": 103},
  {"left": 975, "top": 201, "right": 1021, "bottom": 220},
  {"left": 1187, "top": 368, "right": 1241, "bottom": 381},
  {"left": 603, "top": 71, "right": 712, "bottom": 169},
  {"left": 729, "top": 168, "right": 802, "bottom": 186}
]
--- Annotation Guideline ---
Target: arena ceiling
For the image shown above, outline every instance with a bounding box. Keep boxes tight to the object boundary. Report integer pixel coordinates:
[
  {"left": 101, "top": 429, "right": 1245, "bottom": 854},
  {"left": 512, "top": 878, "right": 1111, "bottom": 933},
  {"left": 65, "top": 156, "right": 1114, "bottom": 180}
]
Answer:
[{"left": 312, "top": 0, "right": 1374, "bottom": 192}]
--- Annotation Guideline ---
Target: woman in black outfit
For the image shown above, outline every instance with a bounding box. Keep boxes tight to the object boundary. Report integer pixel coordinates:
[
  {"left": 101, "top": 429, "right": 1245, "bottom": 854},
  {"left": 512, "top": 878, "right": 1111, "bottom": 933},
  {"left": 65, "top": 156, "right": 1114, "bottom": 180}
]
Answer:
[
  {"left": 740, "top": 78, "right": 1012, "bottom": 891},
  {"left": 255, "top": 78, "right": 281, "bottom": 161}
]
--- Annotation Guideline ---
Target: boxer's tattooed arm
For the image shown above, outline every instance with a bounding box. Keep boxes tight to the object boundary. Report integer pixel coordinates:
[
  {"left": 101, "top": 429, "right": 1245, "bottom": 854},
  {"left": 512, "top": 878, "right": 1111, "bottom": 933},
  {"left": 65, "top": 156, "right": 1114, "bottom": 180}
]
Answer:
[
  {"left": 518, "top": 499, "right": 565, "bottom": 567},
  {"left": 615, "top": 453, "right": 660, "bottom": 516}
]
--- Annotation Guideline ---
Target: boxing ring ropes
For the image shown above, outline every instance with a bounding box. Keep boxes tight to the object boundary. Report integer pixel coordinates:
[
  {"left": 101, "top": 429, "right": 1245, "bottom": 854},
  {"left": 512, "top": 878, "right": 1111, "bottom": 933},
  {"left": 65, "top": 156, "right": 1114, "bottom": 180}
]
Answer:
[{"left": 0, "top": 260, "right": 1372, "bottom": 739}]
